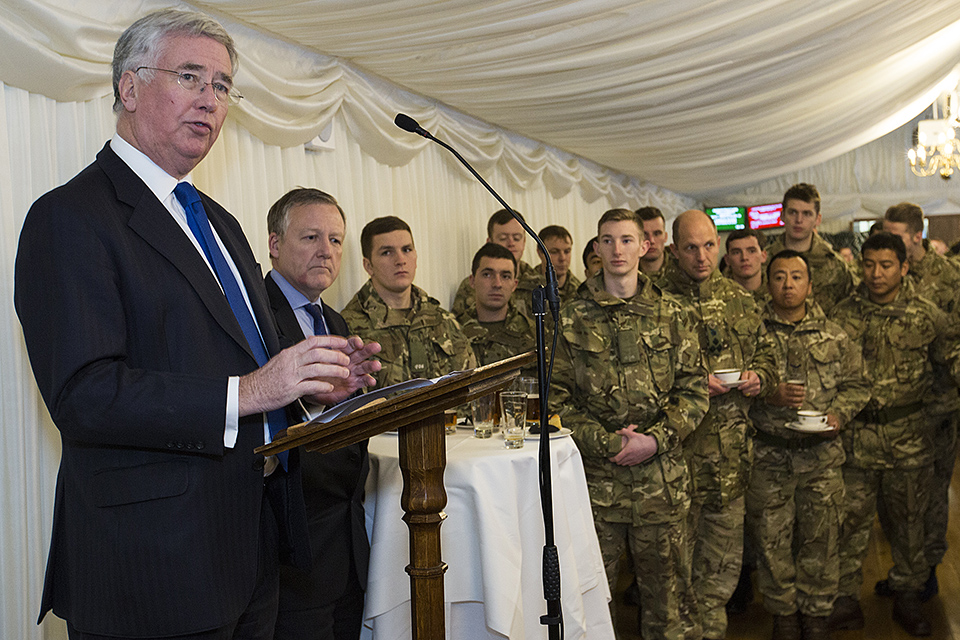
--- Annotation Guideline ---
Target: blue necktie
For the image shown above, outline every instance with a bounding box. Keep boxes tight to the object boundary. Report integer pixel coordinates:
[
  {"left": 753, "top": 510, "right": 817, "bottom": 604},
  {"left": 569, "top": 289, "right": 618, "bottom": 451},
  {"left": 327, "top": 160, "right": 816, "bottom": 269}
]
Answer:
[
  {"left": 304, "top": 303, "right": 328, "bottom": 336},
  {"left": 174, "top": 182, "right": 289, "bottom": 469}
]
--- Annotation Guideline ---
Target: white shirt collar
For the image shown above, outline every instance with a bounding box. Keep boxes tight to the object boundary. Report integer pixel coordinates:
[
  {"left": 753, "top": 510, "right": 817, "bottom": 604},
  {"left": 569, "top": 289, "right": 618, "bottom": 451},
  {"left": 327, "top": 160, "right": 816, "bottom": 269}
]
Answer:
[{"left": 110, "top": 133, "right": 191, "bottom": 204}]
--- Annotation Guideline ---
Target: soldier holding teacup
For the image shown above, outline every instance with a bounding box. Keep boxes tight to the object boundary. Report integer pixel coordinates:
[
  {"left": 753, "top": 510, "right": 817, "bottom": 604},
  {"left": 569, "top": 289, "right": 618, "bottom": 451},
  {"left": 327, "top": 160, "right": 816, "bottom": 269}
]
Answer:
[{"left": 745, "top": 250, "right": 869, "bottom": 640}]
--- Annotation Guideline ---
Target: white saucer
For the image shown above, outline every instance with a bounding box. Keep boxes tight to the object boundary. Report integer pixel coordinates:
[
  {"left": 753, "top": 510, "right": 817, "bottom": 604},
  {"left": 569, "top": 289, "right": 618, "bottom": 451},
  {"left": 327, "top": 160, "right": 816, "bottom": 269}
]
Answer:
[
  {"left": 785, "top": 421, "right": 832, "bottom": 433},
  {"left": 524, "top": 427, "right": 571, "bottom": 440}
]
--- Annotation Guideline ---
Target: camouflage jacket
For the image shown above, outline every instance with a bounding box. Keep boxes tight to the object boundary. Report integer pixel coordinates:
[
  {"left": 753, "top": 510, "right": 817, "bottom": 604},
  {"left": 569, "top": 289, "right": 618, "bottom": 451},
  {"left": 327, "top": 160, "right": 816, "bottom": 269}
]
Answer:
[
  {"left": 341, "top": 281, "right": 477, "bottom": 389},
  {"left": 658, "top": 262, "right": 778, "bottom": 506},
  {"left": 532, "top": 269, "right": 581, "bottom": 307},
  {"left": 461, "top": 301, "right": 537, "bottom": 374},
  {"left": 750, "top": 300, "right": 870, "bottom": 472},
  {"left": 906, "top": 242, "right": 960, "bottom": 414},
  {"left": 723, "top": 266, "right": 770, "bottom": 306},
  {"left": 640, "top": 250, "right": 674, "bottom": 283},
  {"left": 766, "top": 232, "right": 858, "bottom": 314},
  {"left": 549, "top": 272, "right": 708, "bottom": 525},
  {"left": 452, "top": 259, "right": 540, "bottom": 324},
  {"left": 831, "top": 279, "right": 960, "bottom": 469}
]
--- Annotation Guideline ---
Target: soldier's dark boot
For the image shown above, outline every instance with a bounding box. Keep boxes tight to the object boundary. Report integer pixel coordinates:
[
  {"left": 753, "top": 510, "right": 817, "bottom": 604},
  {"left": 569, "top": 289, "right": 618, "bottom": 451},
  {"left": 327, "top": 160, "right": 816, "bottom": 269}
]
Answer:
[
  {"left": 827, "top": 596, "right": 863, "bottom": 631},
  {"left": 800, "top": 614, "right": 831, "bottom": 640},
  {"left": 919, "top": 565, "right": 938, "bottom": 602},
  {"left": 892, "top": 591, "right": 931, "bottom": 637},
  {"left": 874, "top": 577, "right": 894, "bottom": 597},
  {"left": 771, "top": 612, "right": 802, "bottom": 640}
]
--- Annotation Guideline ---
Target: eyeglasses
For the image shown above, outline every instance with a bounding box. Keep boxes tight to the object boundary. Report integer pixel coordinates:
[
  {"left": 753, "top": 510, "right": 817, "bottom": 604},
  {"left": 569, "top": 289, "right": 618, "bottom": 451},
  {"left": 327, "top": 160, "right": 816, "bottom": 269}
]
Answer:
[{"left": 135, "top": 67, "right": 243, "bottom": 106}]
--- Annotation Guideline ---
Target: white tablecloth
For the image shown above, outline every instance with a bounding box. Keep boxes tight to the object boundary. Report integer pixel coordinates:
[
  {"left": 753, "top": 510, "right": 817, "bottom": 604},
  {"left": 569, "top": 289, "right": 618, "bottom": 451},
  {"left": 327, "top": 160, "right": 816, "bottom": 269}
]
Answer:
[{"left": 361, "top": 429, "right": 615, "bottom": 640}]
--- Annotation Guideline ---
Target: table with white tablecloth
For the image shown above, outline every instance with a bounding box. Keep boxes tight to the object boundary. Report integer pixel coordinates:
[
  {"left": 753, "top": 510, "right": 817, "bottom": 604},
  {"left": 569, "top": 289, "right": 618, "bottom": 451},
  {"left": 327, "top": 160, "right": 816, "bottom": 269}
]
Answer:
[{"left": 360, "top": 429, "right": 614, "bottom": 640}]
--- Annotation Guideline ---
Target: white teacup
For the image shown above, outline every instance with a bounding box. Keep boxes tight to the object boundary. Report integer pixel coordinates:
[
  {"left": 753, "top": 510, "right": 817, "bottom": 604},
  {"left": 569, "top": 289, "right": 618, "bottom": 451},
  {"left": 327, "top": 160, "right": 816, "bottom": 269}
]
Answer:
[
  {"left": 714, "top": 369, "right": 741, "bottom": 384},
  {"left": 796, "top": 410, "right": 828, "bottom": 430}
]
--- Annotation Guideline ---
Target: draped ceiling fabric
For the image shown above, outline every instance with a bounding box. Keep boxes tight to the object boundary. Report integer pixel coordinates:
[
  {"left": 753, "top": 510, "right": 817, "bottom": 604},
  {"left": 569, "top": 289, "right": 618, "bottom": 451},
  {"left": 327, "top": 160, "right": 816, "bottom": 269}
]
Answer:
[
  {"left": 3, "top": 2, "right": 960, "bottom": 640},
  {"left": 2, "top": 0, "right": 960, "bottom": 199}
]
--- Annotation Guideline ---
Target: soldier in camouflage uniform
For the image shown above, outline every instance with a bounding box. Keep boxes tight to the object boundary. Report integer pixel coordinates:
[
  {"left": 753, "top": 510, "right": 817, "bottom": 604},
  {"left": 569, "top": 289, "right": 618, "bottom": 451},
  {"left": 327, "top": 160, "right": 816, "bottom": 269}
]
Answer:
[
  {"left": 725, "top": 229, "right": 770, "bottom": 306},
  {"left": 535, "top": 224, "right": 582, "bottom": 304},
  {"left": 638, "top": 206, "right": 673, "bottom": 281},
  {"left": 550, "top": 209, "right": 709, "bottom": 640},
  {"left": 460, "top": 243, "right": 537, "bottom": 371},
  {"left": 881, "top": 203, "right": 960, "bottom": 599},
  {"left": 341, "top": 216, "right": 476, "bottom": 388},
  {"left": 745, "top": 251, "right": 869, "bottom": 640},
  {"left": 764, "top": 183, "right": 858, "bottom": 314},
  {"left": 829, "top": 233, "right": 960, "bottom": 637},
  {"left": 658, "top": 210, "right": 778, "bottom": 640},
  {"left": 453, "top": 209, "right": 540, "bottom": 323},
  {"left": 583, "top": 235, "right": 603, "bottom": 280}
]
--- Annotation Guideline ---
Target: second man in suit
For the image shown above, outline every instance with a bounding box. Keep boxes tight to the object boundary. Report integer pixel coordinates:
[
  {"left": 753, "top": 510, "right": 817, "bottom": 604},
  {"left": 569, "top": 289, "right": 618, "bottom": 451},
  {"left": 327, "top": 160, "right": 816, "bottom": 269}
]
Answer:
[{"left": 266, "top": 188, "right": 378, "bottom": 640}]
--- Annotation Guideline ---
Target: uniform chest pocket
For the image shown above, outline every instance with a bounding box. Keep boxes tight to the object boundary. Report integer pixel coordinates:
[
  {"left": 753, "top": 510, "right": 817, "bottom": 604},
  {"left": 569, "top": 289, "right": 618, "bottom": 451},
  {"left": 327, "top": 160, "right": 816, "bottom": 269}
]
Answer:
[
  {"left": 808, "top": 340, "right": 842, "bottom": 390},
  {"left": 888, "top": 322, "right": 933, "bottom": 384},
  {"left": 638, "top": 330, "right": 675, "bottom": 394},
  {"left": 567, "top": 328, "right": 614, "bottom": 395}
]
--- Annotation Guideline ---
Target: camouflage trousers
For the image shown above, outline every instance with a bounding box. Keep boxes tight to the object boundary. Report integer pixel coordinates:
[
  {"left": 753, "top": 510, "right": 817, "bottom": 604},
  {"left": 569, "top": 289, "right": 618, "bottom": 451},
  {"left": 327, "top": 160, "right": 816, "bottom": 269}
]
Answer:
[
  {"left": 686, "top": 494, "right": 744, "bottom": 640},
  {"left": 745, "top": 455, "right": 843, "bottom": 617},
  {"left": 877, "top": 413, "right": 957, "bottom": 568},
  {"left": 594, "top": 516, "right": 698, "bottom": 640},
  {"left": 924, "top": 413, "right": 957, "bottom": 566},
  {"left": 838, "top": 464, "right": 933, "bottom": 598}
]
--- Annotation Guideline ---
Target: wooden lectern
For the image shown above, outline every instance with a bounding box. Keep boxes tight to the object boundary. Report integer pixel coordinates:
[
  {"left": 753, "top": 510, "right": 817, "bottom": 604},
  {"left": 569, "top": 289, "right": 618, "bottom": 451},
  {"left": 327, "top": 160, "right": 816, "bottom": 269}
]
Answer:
[{"left": 256, "top": 352, "right": 534, "bottom": 639}]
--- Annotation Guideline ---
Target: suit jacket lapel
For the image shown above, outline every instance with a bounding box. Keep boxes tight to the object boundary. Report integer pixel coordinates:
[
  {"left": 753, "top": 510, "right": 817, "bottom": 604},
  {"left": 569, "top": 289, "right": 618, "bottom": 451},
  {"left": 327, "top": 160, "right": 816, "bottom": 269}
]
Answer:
[
  {"left": 97, "top": 144, "right": 256, "bottom": 362},
  {"left": 265, "top": 272, "right": 306, "bottom": 346}
]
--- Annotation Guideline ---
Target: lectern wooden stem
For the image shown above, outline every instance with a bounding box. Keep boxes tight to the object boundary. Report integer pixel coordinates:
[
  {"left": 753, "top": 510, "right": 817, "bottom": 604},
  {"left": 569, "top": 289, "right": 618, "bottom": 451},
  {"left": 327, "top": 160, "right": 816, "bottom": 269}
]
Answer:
[{"left": 398, "top": 414, "right": 448, "bottom": 640}]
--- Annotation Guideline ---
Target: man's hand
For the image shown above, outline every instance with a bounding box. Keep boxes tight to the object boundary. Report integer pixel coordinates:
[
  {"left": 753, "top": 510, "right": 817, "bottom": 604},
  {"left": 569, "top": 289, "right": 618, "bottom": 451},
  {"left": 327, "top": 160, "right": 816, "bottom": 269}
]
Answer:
[
  {"left": 238, "top": 335, "right": 377, "bottom": 417},
  {"left": 737, "top": 370, "right": 762, "bottom": 397},
  {"left": 307, "top": 335, "right": 382, "bottom": 406},
  {"left": 819, "top": 413, "right": 841, "bottom": 438},
  {"left": 609, "top": 424, "right": 658, "bottom": 466},
  {"left": 708, "top": 374, "right": 732, "bottom": 397},
  {"left": 766, "top": 382, "right": 805, "bottom": 408}
]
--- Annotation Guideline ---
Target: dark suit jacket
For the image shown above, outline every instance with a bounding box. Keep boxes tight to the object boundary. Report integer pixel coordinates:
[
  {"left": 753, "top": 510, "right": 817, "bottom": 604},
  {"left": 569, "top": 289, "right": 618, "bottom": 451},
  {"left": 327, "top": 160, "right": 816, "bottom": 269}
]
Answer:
[
  {"left": 265, "top": 274, "right": 370, "bottom": 611},
  {"left": 14, "top": 142, "right": 306, "bottom": 637}
]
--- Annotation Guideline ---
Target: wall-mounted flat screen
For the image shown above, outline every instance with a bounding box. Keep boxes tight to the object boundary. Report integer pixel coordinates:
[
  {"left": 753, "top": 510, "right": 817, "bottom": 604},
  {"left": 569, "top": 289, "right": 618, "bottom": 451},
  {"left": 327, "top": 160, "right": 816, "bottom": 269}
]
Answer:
[
  {"left": 747, "top": 203, "right": 784, "bottom": 230},
  {"left": 705, "top": 206, "right": 746, "bottom": 231}
]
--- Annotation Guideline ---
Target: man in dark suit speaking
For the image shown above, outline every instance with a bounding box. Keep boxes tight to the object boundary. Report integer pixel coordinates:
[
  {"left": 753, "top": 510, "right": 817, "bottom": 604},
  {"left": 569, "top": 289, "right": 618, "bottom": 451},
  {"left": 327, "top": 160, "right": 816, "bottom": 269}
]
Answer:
[
  {"left": 13, "top": 10, "right": 380, "bottom": 640},
  {"left": 265, "top": 188, "right": 370, "bottom": 640}
]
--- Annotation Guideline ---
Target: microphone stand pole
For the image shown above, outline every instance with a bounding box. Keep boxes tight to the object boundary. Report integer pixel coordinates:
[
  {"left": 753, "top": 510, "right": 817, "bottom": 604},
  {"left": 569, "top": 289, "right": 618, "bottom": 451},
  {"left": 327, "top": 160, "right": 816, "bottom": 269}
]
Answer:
[{"left": 395, "top": 114, "right": 562, "bottom": 639}]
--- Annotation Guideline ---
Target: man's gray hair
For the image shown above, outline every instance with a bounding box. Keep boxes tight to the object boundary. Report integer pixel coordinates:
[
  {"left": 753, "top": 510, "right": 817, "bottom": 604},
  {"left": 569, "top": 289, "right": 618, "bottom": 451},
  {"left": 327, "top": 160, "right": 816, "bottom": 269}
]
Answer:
[{"left": 112, "top": 9, "right": 238, "bottom": 113}]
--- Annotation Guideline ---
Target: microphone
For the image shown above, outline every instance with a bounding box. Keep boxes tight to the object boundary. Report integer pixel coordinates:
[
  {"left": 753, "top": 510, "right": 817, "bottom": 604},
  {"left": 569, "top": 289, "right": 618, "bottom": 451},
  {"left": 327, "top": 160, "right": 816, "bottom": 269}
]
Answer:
[
  {"left": 395, "top": 111, "right": 563, "bottom": 640},
  {"left": 394, "top": 113, "right": 426, "bottom": 136},
  {"left": 392, "top": 113, "right": 561, "bottom": 319}
]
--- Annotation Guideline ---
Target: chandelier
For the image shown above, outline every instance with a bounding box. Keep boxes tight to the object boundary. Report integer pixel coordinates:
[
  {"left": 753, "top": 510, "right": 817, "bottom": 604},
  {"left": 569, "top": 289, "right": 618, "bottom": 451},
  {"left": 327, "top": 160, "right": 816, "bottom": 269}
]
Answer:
[{"left": 908, "top": 88, "right": 960, "bottom": 179}]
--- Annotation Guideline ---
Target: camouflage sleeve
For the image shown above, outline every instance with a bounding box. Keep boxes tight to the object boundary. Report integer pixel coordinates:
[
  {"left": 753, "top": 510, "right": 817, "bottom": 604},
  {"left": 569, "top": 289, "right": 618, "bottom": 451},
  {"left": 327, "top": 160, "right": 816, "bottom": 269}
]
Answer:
[
  {"left": 548, "top": 316, "right": 622, "bottom": 459},
  {"left": 451, "top": 277, "right": 473, "bottom": 324},
  {"left": 443, "top": 312, "right": 479, "bottom": 371},
  {"left": 828, "top": 330, "right": 870, "bottom": 426},
  {"left": 751, "top": 319, "right": 780, "bottom": 397},
  {"left": 929, "top": 307, "right": 960, "bottom": 388},
  {"left": 647, "top": 312, "right": 708, "bottom": 448}
]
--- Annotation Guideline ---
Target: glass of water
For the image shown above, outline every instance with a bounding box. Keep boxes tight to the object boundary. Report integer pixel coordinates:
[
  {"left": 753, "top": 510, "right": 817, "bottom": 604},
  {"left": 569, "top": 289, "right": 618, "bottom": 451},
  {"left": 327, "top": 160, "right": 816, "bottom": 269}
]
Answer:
[
  {"left": 471, "top": 394, "right": 497, "bottom": 439},
  {"left": 500, "top": 391, "right": 527, "bottom": 449}
]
